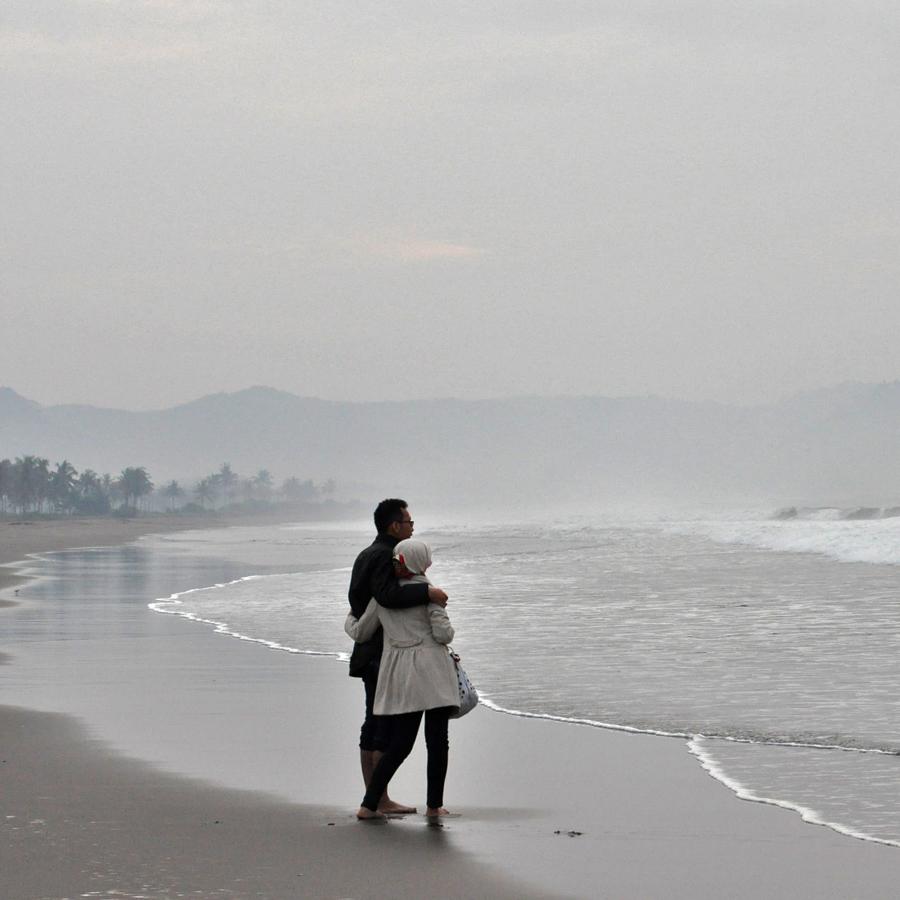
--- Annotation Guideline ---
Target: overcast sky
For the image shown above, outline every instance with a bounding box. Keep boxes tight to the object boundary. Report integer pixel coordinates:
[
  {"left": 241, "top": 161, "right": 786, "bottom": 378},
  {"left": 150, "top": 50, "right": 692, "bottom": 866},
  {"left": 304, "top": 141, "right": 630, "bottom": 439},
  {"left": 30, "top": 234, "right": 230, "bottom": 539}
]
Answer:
[{"left": 3, "top": 1, "right": 899, "bottom": 410}]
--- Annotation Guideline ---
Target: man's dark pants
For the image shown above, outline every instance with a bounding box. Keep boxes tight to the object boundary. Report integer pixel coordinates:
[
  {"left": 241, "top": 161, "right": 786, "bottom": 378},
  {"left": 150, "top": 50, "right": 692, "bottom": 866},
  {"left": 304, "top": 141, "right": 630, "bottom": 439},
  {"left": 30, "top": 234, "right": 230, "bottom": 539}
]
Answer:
[{"left": 359, "top": 662, "right": 389, "bottom": 752}]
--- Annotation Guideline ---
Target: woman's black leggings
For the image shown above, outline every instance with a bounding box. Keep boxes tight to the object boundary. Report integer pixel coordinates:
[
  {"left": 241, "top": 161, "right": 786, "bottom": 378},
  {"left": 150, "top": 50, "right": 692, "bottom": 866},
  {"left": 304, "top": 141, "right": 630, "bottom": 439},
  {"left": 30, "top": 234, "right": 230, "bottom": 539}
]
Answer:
[{"left": 361, "top": 707, "right": 452, "bottom": 811}]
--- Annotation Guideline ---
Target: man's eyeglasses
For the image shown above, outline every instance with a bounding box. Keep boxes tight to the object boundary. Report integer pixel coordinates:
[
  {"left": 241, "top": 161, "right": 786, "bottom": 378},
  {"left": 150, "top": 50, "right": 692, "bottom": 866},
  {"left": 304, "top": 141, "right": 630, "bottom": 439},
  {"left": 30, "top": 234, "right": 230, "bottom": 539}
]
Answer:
[{"left": 395, "top": 518, "right": 414, "bottom": 526}]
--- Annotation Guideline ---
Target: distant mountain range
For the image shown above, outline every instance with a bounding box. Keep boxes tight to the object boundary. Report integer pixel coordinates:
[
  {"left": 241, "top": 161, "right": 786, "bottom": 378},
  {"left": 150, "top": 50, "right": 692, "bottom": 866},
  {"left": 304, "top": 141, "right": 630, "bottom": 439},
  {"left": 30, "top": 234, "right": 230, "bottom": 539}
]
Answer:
[{"left": 2, "top": 383, "right": 899, "bottom": 511}]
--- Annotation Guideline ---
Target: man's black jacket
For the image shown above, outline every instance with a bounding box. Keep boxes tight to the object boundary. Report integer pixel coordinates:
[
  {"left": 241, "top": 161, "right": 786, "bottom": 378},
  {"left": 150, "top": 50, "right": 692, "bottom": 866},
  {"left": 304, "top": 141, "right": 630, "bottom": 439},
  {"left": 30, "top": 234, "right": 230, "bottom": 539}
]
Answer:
[{"left": 347, "top": 533, "right": 430, "bottom": 677}]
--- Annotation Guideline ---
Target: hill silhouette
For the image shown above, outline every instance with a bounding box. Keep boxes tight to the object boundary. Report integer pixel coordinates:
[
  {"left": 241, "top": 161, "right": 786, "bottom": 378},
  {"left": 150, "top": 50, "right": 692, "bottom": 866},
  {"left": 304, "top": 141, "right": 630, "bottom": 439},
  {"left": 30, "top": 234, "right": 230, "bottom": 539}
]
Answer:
[{"left": 1, "top": 384, "right": 899, "bottom": 511}]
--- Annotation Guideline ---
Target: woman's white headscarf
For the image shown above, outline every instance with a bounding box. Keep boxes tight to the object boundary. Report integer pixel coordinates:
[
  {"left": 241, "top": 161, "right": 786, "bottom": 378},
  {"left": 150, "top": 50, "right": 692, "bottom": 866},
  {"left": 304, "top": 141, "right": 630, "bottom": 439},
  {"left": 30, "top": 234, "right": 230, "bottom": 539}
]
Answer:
[{"left": 393, "top": 539, "right": 432, "bottom": 577}]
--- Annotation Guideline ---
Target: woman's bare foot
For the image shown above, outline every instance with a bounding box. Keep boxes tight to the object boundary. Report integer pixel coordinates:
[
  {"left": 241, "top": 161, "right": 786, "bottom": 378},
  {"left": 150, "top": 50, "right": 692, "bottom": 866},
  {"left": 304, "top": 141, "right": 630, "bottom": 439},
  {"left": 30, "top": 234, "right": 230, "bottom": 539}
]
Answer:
[
  {"left": 356, "top": 807, "right": 385, "bottom": 820},
  {"left": 378, "top": 799, "right": 417, "bottom": 815},
  {"left": 425, "top": 806, "right": 450, "bottom": 817}
]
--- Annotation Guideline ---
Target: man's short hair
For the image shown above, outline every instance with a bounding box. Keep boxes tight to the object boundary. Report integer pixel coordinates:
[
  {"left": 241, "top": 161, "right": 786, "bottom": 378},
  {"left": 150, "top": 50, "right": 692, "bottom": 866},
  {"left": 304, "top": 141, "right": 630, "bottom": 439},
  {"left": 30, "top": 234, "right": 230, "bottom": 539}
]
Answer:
[{"left": 374, "top": 498, "right": 408, "bottom": 533}]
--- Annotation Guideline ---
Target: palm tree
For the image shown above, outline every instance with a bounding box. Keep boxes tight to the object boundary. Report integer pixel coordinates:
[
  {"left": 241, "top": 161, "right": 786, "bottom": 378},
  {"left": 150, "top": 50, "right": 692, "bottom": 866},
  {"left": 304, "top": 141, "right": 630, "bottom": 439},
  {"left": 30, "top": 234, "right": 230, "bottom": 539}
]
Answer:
[
  {"left": 0, "top": 458, "right": 12, "bottom": 513},
  {"left": 280, "top": 476, "right": 301, "bottom": 501},
  {"left": 49, "top": 460, "right": 78, "bottom": 513},
  {"left": 253, "top": 469, "right": 273, "bottom": 502},
  {"left": 76, "top": 469, "right": 111, "bottom": 514},
  {"left": 161, "top": 480, "right": 185, "bottom": 511},
  {"left": 218, "top": 463, "right": 239, "bottom": 505},
  {"left": 12, "top": 456, "right": 50, "bottom": 513},
  {"left": 281, "top": 477, "right": 317, "bottom": 502},
  {"left": 194, "top": 477, "right": 215, "bottom": 509},
  {"left": 78, "top": 469, "right": 100, "bottom": 493},
  {"left": 117, "top": 467, "right": 154, "bottom": 511},
  {"left": 240, "top": 477, "right": 256, "bottom": 502},
  {"left": 101, "top": 473, "right": 121, "bottom": 509},
  {"left": 209, "top": 474, "right": 222, "bottom": 506}
]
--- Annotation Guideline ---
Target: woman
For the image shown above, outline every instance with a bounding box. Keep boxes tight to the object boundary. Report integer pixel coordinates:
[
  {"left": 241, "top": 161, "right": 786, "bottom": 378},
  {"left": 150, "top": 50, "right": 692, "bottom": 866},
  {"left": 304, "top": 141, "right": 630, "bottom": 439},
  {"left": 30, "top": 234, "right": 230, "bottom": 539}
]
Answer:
[{"left": 345, "top": 539, "right": 459, "bottom": 819}]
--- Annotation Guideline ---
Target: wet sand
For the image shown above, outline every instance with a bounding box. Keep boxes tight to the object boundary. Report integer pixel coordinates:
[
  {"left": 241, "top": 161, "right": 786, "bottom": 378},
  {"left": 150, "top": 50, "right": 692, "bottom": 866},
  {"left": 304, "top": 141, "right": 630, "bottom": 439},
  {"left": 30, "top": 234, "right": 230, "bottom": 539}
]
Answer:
[
  {"left": 2, "top": 704, "right": 549, "bottom": 900},
  {"left": 0, "top": 513, "right": 300, "bottom": 593},
  {"left": 2, "top": 519, "right": 900, "bottom": 898},
  {"left": 1, "top": 516, "right": 203, "bottom": 586}
]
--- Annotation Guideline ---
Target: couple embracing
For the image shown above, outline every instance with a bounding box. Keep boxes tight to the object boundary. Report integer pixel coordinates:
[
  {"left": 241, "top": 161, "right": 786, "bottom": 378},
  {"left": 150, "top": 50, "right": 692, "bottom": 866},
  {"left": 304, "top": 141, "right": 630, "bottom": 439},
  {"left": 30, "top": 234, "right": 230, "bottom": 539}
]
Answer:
[{"left": 345, "top": 498, "right": 462, "bottom": 820}]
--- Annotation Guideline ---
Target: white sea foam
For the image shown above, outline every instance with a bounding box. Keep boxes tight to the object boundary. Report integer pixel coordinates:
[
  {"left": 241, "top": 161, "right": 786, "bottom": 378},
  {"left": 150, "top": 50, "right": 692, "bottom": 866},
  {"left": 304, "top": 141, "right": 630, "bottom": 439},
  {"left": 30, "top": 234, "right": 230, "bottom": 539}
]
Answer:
[
  {"left": 478, "top": 696, "right": 689, "bottom": 739},
  {"left": 688, "top": 736, "right": 900, "bottom": 848},
  {"left": 149, "top": 577, "right": 349, "bottom": 662},
  {"left": 481, "top": 698, "right": 899, "bottom": 759},
  {"left": 665, "top": 516, "right": 900, "bottom": 566}
]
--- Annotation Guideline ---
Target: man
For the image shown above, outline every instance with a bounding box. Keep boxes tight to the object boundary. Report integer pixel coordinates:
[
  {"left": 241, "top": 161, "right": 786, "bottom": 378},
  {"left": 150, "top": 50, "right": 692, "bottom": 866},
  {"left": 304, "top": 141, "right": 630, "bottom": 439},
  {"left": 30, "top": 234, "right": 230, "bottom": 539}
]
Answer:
[{"left": 347, "top": 498, "right": 448, "bottom": 814}]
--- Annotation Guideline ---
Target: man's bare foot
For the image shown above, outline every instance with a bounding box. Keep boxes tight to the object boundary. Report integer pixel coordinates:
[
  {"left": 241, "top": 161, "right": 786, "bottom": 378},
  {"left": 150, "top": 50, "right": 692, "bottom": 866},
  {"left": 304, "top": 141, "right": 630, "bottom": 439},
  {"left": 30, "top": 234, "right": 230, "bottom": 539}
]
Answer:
[
  {"left": 425, "top": 806, "right": 450, "bottom": 817},
  {"left": 378, "top": 799, "right": 417, "bottom": 815},
  {"left": 356, "top": 807, "right": 385, "bottom": 820}
]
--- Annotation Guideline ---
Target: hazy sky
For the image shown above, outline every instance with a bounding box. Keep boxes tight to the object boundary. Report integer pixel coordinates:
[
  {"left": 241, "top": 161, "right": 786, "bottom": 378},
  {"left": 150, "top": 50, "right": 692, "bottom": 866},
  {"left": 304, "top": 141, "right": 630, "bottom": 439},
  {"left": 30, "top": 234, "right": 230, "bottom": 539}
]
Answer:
[{"left": 4, "top": 1, "right": 900, "bottom": 409}]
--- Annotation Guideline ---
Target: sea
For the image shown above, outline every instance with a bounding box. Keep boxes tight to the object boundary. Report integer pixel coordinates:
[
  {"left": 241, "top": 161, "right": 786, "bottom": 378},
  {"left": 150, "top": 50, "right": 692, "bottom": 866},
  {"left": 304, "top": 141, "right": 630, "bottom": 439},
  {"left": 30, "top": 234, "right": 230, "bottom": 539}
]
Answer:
[{"left": 143, "top": 508, "right": 900, "bottom": 849}]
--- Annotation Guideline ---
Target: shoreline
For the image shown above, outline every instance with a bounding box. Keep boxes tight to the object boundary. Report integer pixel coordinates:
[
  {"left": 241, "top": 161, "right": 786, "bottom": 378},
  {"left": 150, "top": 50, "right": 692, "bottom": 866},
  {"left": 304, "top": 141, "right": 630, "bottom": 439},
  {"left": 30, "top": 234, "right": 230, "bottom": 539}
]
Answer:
[
  {"left": 0, "top": 510, "right": 316, "bottom": 595},
  {"left": 3, "top": 519, "right": 900, "bottom": 898}
]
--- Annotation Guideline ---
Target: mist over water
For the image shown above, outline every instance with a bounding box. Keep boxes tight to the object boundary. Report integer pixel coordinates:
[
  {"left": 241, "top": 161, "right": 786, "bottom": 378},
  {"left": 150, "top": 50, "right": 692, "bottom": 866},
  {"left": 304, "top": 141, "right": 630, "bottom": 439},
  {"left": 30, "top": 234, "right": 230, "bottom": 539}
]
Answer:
[{"left": 150, "top": 510, "right": 900, "bottom": 847}]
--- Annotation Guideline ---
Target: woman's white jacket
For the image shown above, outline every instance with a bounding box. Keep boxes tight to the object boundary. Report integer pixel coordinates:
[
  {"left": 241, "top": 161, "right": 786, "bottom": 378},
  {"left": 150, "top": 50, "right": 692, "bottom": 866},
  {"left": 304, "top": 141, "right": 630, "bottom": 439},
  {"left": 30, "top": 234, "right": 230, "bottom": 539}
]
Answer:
[{"left": 345, "top": 596, "right": 460, "bottom": 716}]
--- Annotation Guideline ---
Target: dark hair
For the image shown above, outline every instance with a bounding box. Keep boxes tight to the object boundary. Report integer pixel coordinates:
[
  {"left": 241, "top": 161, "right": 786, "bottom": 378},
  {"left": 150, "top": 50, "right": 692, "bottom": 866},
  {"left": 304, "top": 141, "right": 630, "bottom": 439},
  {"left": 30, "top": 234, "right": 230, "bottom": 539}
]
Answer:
[{"left": 374, "top": 498, "right": 408, "bottom": 533}]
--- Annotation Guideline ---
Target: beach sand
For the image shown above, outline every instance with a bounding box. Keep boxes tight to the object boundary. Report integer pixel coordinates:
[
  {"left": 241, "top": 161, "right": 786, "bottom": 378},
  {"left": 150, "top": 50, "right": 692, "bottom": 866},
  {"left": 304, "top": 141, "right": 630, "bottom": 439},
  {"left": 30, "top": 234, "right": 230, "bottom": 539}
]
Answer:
[
  {"left": 2, "top": 704, "right": 551, "bottom": 900},
  {"left": 2, "top": 519, "right": 900, "bottom": 898}
]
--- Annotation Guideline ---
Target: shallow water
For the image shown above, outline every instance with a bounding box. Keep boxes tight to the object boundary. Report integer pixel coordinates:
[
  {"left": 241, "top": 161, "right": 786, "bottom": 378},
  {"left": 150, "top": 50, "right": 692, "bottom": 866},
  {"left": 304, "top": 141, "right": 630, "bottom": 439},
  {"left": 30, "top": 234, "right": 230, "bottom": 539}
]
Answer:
[{"left": 148, "top": 515, "right": 900, "bottom": 847}]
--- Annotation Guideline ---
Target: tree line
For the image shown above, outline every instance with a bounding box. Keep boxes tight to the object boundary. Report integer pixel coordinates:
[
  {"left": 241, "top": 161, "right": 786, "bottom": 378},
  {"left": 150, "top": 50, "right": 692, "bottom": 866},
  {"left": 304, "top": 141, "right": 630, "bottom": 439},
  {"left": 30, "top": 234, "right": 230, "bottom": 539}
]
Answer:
[{"left": 0, "top": 457, "right": 336, "bottom": 517}]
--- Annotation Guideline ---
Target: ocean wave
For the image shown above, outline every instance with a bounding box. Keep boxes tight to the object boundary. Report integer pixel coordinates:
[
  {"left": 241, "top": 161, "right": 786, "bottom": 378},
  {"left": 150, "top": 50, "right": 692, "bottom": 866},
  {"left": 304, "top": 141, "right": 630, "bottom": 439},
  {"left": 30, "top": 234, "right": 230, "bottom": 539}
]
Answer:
[
  {"left": 479, "top": 696, "right": 899, "bottom": 756},
  {"left": 664, "top": 517, "right": 900, "bottom": 566}
]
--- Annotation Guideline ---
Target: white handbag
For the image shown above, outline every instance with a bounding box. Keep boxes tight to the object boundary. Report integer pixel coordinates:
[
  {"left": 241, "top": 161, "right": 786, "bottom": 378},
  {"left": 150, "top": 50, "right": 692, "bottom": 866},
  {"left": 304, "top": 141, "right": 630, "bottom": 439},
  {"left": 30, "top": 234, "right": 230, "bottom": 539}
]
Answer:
[{"left": 448, "top": 648, "right": 478, "bottom": 718}]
